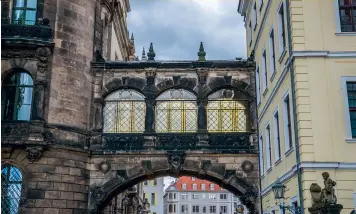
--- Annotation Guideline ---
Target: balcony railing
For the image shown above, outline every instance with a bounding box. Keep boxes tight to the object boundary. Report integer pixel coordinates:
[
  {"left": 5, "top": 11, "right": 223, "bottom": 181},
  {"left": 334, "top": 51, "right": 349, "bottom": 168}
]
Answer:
[
  {"left": 1, "top": 21, "right": 52, "bottom": 45},
  {"left": 101, "top": 133, "right": 257, "bottom": 153}
]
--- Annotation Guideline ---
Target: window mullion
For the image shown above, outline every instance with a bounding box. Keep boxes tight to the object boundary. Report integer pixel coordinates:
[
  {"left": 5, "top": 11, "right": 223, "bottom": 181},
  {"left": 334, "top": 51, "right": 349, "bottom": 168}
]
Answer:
[
  {"left": 168, "top": 102, "right": 171, "bottom": 132},
  {"left": 182, "top": 101, "right": 185, "bottom": 132},
  {"left": 130, "top": 102, "right": 134, "bottom": 132}
]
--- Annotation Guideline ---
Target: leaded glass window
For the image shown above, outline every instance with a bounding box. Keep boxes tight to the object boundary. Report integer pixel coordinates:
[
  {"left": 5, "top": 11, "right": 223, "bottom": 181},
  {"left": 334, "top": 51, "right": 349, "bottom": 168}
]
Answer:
[
  {"left": 207, "top": 89, "right": 248, "bottom": 132},
  {"left": 12, "top": 0, "right": 38, "bottom": 25},
  {"left": 156, "top": 89, "right": 197, "bottom": 133},
  {"left": 103, "top": 90, "right": 146, "bottom": 133},
  {"left": 1, "top": 165, "right": 22, "bottom": 214},
  {"left": 2, "top": 71, "right": 33, "bottom": 121}
]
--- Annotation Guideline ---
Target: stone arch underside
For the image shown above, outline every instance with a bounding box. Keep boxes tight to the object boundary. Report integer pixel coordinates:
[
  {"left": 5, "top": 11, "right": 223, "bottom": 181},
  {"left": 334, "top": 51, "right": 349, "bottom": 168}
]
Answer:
[{"left": 89, "top": 153, "right": 260, "bottom": 214}]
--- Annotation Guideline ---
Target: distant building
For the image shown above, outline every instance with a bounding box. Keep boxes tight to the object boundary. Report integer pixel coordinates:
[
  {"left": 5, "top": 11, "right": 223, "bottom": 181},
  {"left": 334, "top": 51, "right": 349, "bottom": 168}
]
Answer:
[
  {"left": 143, "top": 178, "right": 165, "bottom": 214},
  {"left": 163, "top": 176, "right": 242, "bottom": 214}
]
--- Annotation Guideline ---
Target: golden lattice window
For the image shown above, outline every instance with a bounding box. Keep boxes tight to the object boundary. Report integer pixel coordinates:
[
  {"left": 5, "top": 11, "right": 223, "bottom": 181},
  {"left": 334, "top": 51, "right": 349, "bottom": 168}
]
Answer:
[
  {"left": 156, "top": 89, "right": 197, "bottom": 133},
  {"left": 207, "top": 89, "right": 247, "bottom": 132},
  {"left": 103, "top": 90, "right": 146, "bottom": 133}
]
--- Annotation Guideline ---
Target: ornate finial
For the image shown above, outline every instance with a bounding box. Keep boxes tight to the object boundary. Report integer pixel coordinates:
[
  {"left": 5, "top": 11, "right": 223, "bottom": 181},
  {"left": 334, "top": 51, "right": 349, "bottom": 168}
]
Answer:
[
  {"left": 131, "top": 33, "right": 134, "bottom": 41},
  {"left": 142, "top": 47, "right": 147, "bottom": 61},
  {"left": 147, "top": 43, "right": 155, "bottom": 61},
  {"left": 197, "top": 42, "right": 206, "bottom": 61}
]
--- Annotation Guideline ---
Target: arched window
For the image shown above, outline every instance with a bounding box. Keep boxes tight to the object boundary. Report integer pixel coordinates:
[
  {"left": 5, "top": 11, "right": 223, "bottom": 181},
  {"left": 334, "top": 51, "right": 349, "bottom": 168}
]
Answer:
[
  {"left": 103, "top": 89, "right": 146, "bottom": 133},
  {"left": 207, "top": 89, "right": 248, "bottom": 132},
  {"left": 2, "top": 71, "right": 33, "bottom": 121},
  {"left": 1, "top": 165, "right": 23, "bottom": 214},
  {"left": 156, "top": 89, "right": 197, "bottom": 133},
  {"left": 12, "top": 0, "right": 38, "bottom": 25}
]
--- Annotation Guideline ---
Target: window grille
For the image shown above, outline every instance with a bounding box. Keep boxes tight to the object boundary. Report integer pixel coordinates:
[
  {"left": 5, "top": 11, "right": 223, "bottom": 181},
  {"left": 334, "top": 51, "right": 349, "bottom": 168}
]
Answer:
[
  {"left": 156, "top": 89, "right": 197, "bottom": 133},
  {"left": 103, "top": 90, "right": 145, "bottom": 133},
  {"left": 12, "top": 0, "right": 38, "bottom": 25},
  {"left": 1, "top": 165, "right": 22, "bottom": 214},
  {"left": 2, "top": 71, "right": 33, "bottom": 121}
]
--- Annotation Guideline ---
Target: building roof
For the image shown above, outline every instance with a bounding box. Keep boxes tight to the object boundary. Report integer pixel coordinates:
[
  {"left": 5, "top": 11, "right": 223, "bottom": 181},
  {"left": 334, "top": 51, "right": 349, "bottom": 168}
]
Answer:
[{"left": 171, "top": 176, "right": 224, "bottom": 192}]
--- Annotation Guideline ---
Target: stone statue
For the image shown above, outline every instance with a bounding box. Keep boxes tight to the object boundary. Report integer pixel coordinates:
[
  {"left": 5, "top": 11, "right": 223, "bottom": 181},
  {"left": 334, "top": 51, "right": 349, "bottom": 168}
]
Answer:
[{"left": 321, "top": 172, "right": 337, "bottom": 205}]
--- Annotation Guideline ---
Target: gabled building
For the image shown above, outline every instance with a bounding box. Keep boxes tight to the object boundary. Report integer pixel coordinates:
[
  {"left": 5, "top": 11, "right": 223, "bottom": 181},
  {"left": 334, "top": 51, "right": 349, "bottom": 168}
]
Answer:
[
  {"left": 163, "top": 176, "right": 243, "bottom": 214},
  {"left": 142, "top": 178, "right": 165, "bottom": 214},
  {"left": 238, "top": 0, "right": 356, "bottom": 213}
]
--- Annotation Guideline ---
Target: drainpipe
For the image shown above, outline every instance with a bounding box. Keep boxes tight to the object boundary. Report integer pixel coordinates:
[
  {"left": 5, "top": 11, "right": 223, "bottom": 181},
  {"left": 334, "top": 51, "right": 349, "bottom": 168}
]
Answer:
[{"left": 285, "top": 0, "right": 304, "bottom": 213}]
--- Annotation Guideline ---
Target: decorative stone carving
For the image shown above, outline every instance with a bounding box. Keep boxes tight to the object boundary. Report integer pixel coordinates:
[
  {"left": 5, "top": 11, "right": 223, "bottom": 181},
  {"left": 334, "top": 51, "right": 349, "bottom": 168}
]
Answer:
[
  {"left": 1, "top": 49, "right": 36, "bottom": 58},
  {"left": 236, "top": 205, "right": 245, "bottom": 214},
  {"left": 308, "top": 172, "right": 343, "bottom": 214},
  {"left": 36, "top": 47, "right": 51, "bottom": 73},
  {"left": 167, "top": 151, "right": 186, "bottom": 171},
  {"left": 1, "top": 147, "right": 13, "bottom": 159},
  {"left": 321, "top": 172, "right": 337, "bottom": 204},
  {"left": 91, "top": 188, "right": 105, "bottom": 201},
  {"left": 241, "top": 160, "right": 254, "bottom": 173},
  {"left": 99, "top": 160, "right": 111, "bottom": 174},
  {"left": 196, "top": 69, "right": 208, "bottom": 85},
  {"left": 26, "top": 146, "right": 44, "bottom": 162}
]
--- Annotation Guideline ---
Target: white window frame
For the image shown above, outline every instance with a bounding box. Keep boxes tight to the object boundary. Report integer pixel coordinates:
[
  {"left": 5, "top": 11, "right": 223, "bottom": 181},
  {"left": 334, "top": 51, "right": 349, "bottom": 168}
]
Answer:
[
  {"left": 201, "top": 184, "right": 206, "bottom": 190},
  {"left": 210, "top": 184, "right": 215, "bottom": 191},
  {"left": 182, "top": 183, "right": 187, "bottom": 189},
  {"left": 269, "top": 26, "right": 276, "bottom": 77},
  {"left": 265, "top": 122, "right": 272, "bottom": 170},
  {"left": 277, "top": 1, "right": 286, "bottom": 57},
  {"left": 193, "top": 183, "right": 197, "bottom": 190},
  {"left": 261, "top": 48, "right": 268, "bottom": 92},
  {"left": 333, "top": 0, "right": 356, "bottom": 34},
  {"left": 253, "top": 2, "right": 257, "bottom": 30},
  {"left": 249, "top": 22, "right": 252, "bottom": 46},
  {"left": 256, "top": 66, "right": 261, "bottom": 104},
  {"left": 259, "top": 134, "right": 264, "bottom": 176},
  {"left": 290, "top": 196, "right": 299, "bottom": 208},
  {"left": 341, "top": 76, "right": 356, "bottom": 142},
  {"left": 353, "top": 192, "right": 356, "bottom": 208},
  {"left": 283, "top": 89, "right": 293, "bottom": 151},
  {"left": 273, "top": 106, "right": 282, "bottom": 162}
]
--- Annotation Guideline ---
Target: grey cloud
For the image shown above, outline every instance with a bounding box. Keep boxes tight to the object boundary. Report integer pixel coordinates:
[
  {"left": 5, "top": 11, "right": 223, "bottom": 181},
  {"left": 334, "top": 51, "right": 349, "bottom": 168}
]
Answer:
[{"left": 128, "top": 0, "right": 247, "bottom": 60}]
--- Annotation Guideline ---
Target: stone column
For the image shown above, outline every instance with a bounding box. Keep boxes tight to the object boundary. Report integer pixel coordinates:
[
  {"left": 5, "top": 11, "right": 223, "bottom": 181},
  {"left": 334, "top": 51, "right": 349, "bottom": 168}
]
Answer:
[
  {"left": 144, "top": 97, "right": 156, "bottom": 134},
  {"left": 197, "top": 97, "right": 208, "bottom": 133}
]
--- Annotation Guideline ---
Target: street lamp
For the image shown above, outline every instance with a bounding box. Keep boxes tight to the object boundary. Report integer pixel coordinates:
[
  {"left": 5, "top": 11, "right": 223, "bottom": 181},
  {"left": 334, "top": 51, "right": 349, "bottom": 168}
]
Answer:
[{"left": 272, "top": 179, "right": 301, "bottom": 214}]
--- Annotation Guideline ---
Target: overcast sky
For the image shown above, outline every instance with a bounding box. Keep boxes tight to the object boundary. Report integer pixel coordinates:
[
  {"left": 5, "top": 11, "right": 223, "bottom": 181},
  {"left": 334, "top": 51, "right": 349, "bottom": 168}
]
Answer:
[{"left": 127, "top": 0, "right": 246, "bottom": 61}]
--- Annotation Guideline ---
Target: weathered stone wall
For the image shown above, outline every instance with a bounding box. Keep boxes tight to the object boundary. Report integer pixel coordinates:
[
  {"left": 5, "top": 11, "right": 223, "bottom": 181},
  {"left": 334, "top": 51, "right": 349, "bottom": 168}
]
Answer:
[
  {"left": 2, "top": 148, "right": 90, "bottom": 214},
  {"left": 47, "top": 0, "right": 96, "bottom": 130}
]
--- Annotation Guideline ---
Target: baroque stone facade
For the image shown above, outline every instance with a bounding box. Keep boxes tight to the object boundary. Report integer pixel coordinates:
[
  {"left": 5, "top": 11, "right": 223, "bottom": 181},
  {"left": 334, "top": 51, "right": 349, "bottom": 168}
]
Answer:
[{"left": 1, "top": 1, "right": 260, "bottom": 214}]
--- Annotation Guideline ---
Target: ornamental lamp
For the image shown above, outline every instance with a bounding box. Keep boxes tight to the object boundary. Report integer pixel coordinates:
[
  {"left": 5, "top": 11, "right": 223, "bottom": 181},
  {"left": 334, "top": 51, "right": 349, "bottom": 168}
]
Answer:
[{"left": 272, "top": 179, "right": 286, "bottom": 200}]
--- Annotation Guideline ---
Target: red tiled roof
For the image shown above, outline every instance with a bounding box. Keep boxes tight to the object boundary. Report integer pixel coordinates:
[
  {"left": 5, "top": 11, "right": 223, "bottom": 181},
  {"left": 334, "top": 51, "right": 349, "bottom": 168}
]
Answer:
[{"left": 173, "top": 176, "right": 223, "bottom": 192}]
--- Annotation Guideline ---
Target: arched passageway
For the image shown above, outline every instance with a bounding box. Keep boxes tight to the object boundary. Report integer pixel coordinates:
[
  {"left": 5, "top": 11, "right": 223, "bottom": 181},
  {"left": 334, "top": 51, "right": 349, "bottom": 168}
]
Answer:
[{"left": 89, "top": 152, "right": 260, "bottom": 214}]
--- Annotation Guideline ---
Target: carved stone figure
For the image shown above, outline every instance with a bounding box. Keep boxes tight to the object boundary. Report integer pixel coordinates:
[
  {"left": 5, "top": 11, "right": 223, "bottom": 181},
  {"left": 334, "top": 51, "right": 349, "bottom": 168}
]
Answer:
[
  {"left": 167, "top": 151, "right": 185, "bottom": 171},
  {"left": 26, "top": 146, "right": 44, "bottom": 162},
  {"left": 321, "top": 172, "right": 337, "bottom": 204}
]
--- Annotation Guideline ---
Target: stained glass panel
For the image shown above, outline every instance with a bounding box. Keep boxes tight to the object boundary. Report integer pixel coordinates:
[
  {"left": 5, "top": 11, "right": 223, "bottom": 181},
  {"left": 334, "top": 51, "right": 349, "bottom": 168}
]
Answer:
[
  {"left": 103, "top": 90, "right": 145, "bottom": 133},
  {"left": 1, "top": 165, "right": 22, "bottom": 214},
  {"left": 156, "top": 89, "right": 197, "bottom": 133},
  {"left": 207, "top": 100, "right": 247, "bottom": 132}
]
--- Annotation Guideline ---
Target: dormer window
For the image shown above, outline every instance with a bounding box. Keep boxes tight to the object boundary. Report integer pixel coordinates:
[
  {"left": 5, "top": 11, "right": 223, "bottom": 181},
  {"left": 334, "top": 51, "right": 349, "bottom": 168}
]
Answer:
[{"left": 182, "top": 183, "right": 187, "bottom": 189}]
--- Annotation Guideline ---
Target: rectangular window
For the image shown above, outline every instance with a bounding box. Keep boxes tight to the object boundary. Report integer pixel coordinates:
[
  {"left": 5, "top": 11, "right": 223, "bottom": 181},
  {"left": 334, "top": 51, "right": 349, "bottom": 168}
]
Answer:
[
  {"left": 144, "top": 180, "right": 148, "bottom": 185},
  {"left": 353, "top": 192, "right": 356, "bottom": 208},
  {"left": 181, "top": 193, "right": 188, "bottom": 199},
  {"left": 209, "top": 194, "right": 216, "bottom": 199},
  {"left": 152, "top": 178, "right": 157, "bottom": 186},
  {"left": 193, "top": 205, "right": 199, "bottom": 213},
  {"left": 266, "top": 125, "right": 272, "bottom": 169},
  {"left": 256, "top": 67, "right": 261, "bottom": 103},
  {"left": 249, "top": 22, "right": 252, "bottom": 46},
  {"left": 347, "top": 82, "right": 356, "bottom": 138},
  {"left": 174, "top": 204, "right": 176, "bottom": 212},
  {"left": 203, "top": 206, "right": 207, "bottom": 213},
  {"left": 273, "top": 110, "right": 282, "bottom": 161},
  {"left": 220, "top": 206, "right": 227, "bottom": 213},
  {"left": 262, "top": 50, "right": 268, "bottom": 91},
  {"left": 220, "top": 194, "right": 227, "bottom": 199},
  {"left": 193, "top": 193, "right": 199, "bottom": 199},
  {"left": 269, "top": 29, "right": 276, "bottom": 75},
  {"left": 283, "top": 93, "right": 293, "bottom": 151},
  {"left": 143, "top": 193, "right": 146, "bottom": 199},
  {"left": 338, "top": 0, "right": 356, "bottom": 32},
  {"left": 174, "top": 193, "right": 176, "bottom": 199},
  {"left": 181, "top": 205, "right": 188, "bottom": 213},
  {"left": 278, "top": 2, "right": 286, "bottom": 56},
  {"left": 259, "top": 135, "right": 264, "bottom": 175},
  {"left": 151, "top": 193, "right": 156, "bottom": 205},
  {"left": 210, "top": 206, "right": 216, "bottom": 213},
  {"left": 253, "top": 2, "right": 257, "bottom": 29}
]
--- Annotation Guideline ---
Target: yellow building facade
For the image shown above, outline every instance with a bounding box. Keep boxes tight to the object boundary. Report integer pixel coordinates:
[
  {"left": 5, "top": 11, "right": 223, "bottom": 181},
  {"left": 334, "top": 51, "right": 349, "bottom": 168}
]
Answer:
[{"left": 238, "top": 0, "right": 356, "bottom": 213}]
